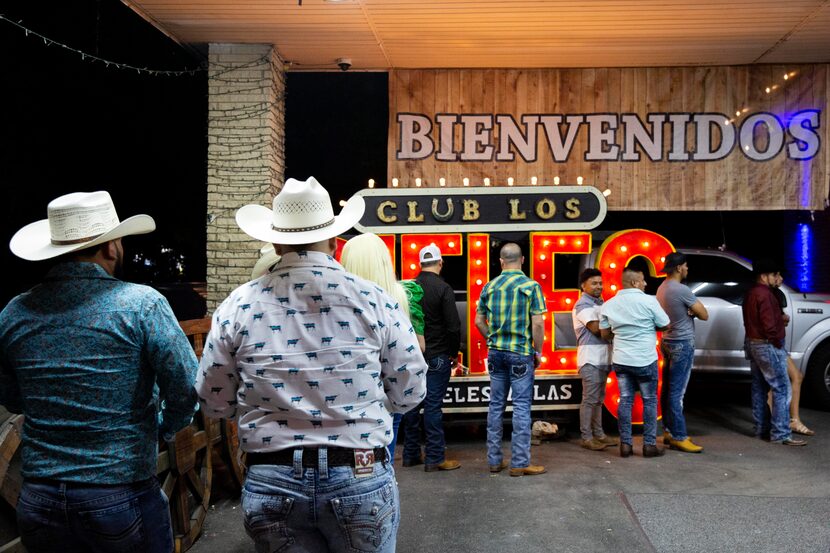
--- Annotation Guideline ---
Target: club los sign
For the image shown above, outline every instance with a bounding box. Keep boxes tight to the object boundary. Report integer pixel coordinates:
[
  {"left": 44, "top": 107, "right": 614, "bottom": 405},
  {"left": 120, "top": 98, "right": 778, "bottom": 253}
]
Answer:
[{"left": 353, "top": 186, "right": 607, "bottom": 234}]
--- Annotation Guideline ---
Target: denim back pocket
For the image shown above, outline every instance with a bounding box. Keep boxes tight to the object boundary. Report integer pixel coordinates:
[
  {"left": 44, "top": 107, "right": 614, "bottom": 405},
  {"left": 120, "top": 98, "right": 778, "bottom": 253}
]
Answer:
[
  {"left": 241, "top": 490, "right": 295, "bottom": 552},
  {"left": 510, "top": 360, "right": 529, "bottom": 379},
  {"left": 77, "top": 497, "right": 146, "bottom": 552},
  {"left": 331, "top": 481, "right": 397, "bottom": 552},
  {"left": 17, "top": 491, "right": 61, "bottom": 551}
]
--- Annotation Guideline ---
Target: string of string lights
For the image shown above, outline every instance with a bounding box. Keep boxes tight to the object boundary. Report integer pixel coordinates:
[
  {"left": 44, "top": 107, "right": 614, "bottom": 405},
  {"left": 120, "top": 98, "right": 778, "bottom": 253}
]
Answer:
[
  {"left": 206, "top": 53, "right": 287, "bottom": 224},
  {"left": 3, "top": 13, "right": 289, "bottom": 226}
]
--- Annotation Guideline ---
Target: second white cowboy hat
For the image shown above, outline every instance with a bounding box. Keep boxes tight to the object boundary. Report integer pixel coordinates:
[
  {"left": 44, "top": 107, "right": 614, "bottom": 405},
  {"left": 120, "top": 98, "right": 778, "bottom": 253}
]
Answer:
[
  {"left": 236, "top": 176, "right": 365, "bottom": 245},
  {"left": 9, "top": 191, "right": 155, "bottom": 261}
]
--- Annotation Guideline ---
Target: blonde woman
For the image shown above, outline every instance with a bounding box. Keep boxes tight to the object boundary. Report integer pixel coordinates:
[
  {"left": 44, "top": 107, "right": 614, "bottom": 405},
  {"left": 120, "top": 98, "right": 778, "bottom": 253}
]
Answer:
[{"left": 341, "top": 233, "right": 426, "bottom": 461}]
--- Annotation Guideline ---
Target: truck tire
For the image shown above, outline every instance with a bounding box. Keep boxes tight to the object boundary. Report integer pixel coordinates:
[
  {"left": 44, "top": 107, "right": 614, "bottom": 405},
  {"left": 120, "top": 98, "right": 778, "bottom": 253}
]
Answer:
[{"left": 805, "top": 343, "right": 830, "bottom": 411}]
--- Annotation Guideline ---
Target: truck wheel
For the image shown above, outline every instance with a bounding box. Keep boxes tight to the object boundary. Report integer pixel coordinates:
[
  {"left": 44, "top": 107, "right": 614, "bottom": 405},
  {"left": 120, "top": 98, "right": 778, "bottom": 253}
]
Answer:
[{"left": 805, "top": 344, "right": 830, "bottom": 411}]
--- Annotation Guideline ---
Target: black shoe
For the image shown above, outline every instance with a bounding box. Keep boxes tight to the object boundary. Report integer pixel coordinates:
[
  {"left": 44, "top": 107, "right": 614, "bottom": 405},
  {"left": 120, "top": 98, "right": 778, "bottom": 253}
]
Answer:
[
  {"left": 402, "top": 457, "right": 423, "bottom": 467},
  {"left": 777, "top": 438, "right": 807, "bottom": 447},
  {"left": 643, "top": 444, "right": 665, "bottom": 458},
  {"left": 620, "top": 443, "right": 633, "bottom": 458}
]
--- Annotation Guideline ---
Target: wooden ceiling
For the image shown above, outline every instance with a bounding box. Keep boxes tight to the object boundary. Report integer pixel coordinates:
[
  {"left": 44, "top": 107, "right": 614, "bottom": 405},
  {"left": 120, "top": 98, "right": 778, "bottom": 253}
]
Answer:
[{"left": 123, "top": 0, "right": 830, "bottom": 70}]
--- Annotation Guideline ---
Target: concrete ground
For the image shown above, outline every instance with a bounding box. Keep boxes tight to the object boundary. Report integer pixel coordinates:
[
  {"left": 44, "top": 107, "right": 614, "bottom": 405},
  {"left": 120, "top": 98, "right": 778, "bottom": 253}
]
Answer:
[{"left": 191, "top": 377, "right": 830, "bottom": 553}]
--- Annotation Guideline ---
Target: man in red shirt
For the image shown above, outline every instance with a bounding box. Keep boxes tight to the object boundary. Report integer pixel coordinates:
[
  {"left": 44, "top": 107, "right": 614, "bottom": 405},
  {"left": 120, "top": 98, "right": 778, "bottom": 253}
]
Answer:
[{"left": 742, "top": 259, "right": 806, "bottom": 446}]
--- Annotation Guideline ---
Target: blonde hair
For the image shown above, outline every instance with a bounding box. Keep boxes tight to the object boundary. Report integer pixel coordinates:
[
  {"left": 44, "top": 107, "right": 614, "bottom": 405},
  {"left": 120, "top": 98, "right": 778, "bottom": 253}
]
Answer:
[{"left": 341, "top": 233, "right": 410, "bottom": 317}]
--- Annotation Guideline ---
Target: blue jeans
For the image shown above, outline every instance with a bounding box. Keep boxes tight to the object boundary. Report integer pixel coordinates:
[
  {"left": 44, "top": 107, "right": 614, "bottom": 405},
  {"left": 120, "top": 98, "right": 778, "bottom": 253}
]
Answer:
[
  {"left": 747, "top": 342, "right": 792, "bottom": 442},
  {"left": 16, "top": 477, "right": 172, "bottom": 553},
  {"left": 242, "top": 449, "right": 399, "bottom": 553},
  {"left": 614, "top": 361, "right": 659, "bottom": 446},
  {"left": 486, "top": 350, "right": 535, "bottom": 469},
  {"left": 660, "top": 339, "right": 695, "bottom": 440},
  {"left": 402, "top": 355, "right": 453, "bottom": 465}
]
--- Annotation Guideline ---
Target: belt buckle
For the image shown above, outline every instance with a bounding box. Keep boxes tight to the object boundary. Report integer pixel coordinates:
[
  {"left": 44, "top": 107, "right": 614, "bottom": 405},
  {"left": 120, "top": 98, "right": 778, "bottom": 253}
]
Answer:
[{"left": 353, "top": 449, "right": 375, "bottom": 478}]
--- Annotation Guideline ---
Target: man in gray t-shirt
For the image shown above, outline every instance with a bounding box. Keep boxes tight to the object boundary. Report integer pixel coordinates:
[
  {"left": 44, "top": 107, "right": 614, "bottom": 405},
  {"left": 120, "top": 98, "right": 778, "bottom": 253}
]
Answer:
[{"left": 656, "top": 252, "right": 708, "bottom": 453}]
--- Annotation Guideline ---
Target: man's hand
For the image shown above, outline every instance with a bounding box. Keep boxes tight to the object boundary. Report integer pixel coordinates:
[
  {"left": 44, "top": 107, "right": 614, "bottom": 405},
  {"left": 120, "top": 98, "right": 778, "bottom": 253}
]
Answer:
[{"left": 533, "top": 351, "right": 542, "bottom": 369}]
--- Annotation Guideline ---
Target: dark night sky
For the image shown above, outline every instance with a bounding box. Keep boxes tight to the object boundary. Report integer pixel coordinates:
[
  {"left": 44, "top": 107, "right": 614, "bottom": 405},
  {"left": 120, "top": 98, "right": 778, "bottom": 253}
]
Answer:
[{"left": 2, "top": 0, "right": 828, "bottom": 312}]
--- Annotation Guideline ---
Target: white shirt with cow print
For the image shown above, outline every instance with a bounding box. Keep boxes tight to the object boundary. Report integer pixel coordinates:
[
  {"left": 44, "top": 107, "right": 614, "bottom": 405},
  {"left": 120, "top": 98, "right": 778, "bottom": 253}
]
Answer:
[{"left": 196, "top": 250, "right": 427, "bottom": 452}]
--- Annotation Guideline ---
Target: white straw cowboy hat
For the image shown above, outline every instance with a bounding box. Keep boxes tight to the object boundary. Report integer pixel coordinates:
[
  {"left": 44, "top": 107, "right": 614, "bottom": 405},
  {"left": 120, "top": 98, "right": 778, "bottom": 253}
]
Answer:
[
  {"left": 9, "top": 191, "right": 155, "bottom": 261},
  {"left": 236, "top": 176, "right": 365, "bottom": 245},
  {"left": 251, "top": 244, "right": 281, "bottom": 279}
]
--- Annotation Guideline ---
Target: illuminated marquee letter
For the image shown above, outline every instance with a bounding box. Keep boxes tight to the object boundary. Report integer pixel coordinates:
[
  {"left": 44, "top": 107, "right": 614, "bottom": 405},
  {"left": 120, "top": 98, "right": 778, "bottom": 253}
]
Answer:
[
  {"left": 529, "top": 232, "right": 592, "bottom": 373},
  {"left": 400, "top": 234, "right": 463, "bottom": 280},
  {"left": 595, "top": 229, "right": 674, "bottom": 423},
  {"left": 467, "top": 234, "right": 490, "bottom": 373}
]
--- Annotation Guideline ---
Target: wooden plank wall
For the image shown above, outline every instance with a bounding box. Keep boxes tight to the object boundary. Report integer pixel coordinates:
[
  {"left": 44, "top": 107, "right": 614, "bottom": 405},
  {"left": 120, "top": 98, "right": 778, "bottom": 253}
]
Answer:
[{"left": 388, "top": 65, "right": 830, "bottom": 211}]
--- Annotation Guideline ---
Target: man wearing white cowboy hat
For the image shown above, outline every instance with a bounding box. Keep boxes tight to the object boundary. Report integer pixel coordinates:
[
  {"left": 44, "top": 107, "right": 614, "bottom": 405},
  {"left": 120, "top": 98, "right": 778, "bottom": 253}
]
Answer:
[
  {"left": 196, "top": 176, "right": 426, "bottom": 553},
  {"left": 0, "top": 191, "right": 199, "bottom": 553}
]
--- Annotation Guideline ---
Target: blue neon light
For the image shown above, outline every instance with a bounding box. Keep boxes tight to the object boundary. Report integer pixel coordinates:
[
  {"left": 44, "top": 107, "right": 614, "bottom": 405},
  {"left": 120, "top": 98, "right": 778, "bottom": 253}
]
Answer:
[{"left": 789, "top": 223, "right": 814, "bottom": 292}]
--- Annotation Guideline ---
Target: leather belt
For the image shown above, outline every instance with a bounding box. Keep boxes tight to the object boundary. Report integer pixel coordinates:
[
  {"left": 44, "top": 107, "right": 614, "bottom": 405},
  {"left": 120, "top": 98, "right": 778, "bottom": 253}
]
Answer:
[{"left": 246, "top": 447, "right": 387, "bottom": 468}]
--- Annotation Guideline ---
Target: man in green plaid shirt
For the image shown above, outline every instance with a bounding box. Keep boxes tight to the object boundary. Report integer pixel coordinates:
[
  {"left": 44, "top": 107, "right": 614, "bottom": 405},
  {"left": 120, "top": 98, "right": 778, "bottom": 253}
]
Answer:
[{"left": 475, "top": 243, "right": 547, "bottom": 477}]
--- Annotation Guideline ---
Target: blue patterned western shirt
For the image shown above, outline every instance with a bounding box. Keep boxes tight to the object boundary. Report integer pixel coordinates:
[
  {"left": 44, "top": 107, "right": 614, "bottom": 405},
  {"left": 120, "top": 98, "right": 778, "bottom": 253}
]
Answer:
[
  {"left": 196, "top": 251, "right": 427, "bottom": 452},
  {"left": 0, "top": 262, "right": 199, "bottom": 484}
]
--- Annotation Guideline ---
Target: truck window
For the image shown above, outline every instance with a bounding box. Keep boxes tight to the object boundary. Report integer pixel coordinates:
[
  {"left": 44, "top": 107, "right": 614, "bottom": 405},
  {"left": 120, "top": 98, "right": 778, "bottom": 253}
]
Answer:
[{"left": 684, "top": 254, "right": 753, "bottom": 304}]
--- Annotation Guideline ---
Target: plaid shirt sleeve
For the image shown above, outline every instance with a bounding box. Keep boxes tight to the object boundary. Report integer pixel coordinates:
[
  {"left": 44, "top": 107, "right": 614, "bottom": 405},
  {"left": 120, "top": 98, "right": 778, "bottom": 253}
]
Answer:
[{"left": 529, "top": 282, "right": 547, "bottom": 315}]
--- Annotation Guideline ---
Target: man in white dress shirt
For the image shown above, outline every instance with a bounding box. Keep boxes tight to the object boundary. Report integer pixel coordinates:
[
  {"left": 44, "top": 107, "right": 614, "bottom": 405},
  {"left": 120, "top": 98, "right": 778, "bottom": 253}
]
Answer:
[{"left": 196, "top": 177, "right": 426, "bottom": 553}]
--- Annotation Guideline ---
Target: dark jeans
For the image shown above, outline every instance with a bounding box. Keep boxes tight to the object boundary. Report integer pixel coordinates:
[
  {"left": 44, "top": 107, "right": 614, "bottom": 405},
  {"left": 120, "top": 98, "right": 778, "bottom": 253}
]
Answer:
[
  {"left": 614, "top": 361, "right": 659, "bottom": 447},
  {"left": 402, "top": 355, "right": 453, "bottom": 465},
  {"left": 660, "top": 339, "right": 695, "bottom": 441},
  {"left": 16, "top": 477, "right": 172, "bottom": 553}
]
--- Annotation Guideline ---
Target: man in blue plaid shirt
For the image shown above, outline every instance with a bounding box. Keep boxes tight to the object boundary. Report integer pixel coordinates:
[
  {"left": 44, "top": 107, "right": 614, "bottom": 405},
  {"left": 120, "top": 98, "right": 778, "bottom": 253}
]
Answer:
[{"left": 475, "top": 243, "right": 547, "bottom": 477}]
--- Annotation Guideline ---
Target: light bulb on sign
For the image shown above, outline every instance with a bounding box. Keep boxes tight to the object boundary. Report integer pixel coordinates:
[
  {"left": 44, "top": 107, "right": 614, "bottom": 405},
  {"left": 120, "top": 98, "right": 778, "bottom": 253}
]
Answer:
[
  {"left": 409, "top": 263, "right": 416, "bottom": 270},
  {"left": 603, "top": 189, "right": 611, "bottom": 197},
  {"left": 484, "top": 178, "right": 490, "bottom": 186},
  {"left": 553, "top": 176, "right": 560, "bottom": 185},
  {"left": 620, "top": 245, "right": 628, "bottom": 252},
  {"left": 368, "top": 179, "right": 375, "bottom": 188},
  {"left": 410, "top": 243, "right": 416, "bottom": 250},
  {"left": 476, "top": 279, "right": 482, "bottom": 285},
  {"left": 448, "top": 241, "right": 455, "bottom": 248},
  {"left": 392, "top": 178, "right": 399, "bottom": 187},
  {"left": 507, "top": 177, "right": 514, "bottom": 187},
  {"left": 475, "top": 240, "right": 482, "bottom": 247},
  {"left": 415, "top": 178, "right": 422, "bottom": 187},
  {"left": 576, "top": 176, "right": 583, "bottom": 185},
  {"left": 439, "top": 177, "right": 446, "bottom": 187},
  {"left": 463, "top": 178, "right": 470, "bottom": 187},
  {"left": 338, "top": 200, "right": 347, "bottom": 207},
  {"left": 531, "top": 176, "right": 537, "bottom": 185}
]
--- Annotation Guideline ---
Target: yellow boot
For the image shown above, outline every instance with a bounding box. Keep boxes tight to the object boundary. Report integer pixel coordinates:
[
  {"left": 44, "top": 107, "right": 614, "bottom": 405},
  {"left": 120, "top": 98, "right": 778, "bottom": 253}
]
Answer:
[{"left": 669, "top": 438, "right": 703, "bottom": 453}]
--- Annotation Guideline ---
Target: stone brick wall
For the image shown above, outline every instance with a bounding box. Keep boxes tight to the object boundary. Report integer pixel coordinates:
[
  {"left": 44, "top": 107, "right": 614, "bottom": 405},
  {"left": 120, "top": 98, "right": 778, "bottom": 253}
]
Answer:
[{"left": 206, "top": 44, "right": 285, "bottom": 310}]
